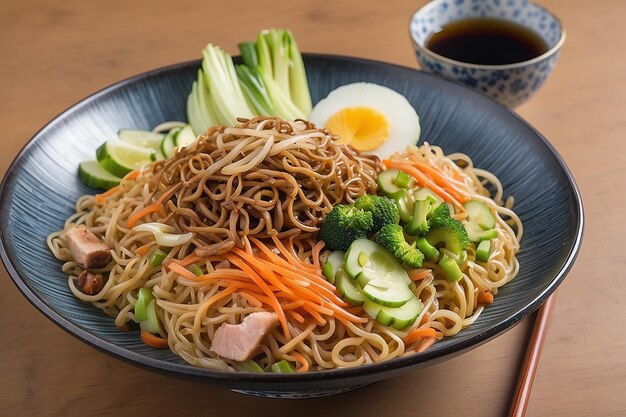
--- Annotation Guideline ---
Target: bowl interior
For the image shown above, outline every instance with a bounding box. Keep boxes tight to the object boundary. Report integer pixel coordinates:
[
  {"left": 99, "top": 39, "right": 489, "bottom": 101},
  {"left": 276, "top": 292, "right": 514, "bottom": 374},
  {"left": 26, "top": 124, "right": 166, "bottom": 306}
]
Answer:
[
  {"left": 0, "top": 55, "right": 582, "bottom": 391},
  {"left": 410, "top": 0, "right": 563, "bottom": 49}
]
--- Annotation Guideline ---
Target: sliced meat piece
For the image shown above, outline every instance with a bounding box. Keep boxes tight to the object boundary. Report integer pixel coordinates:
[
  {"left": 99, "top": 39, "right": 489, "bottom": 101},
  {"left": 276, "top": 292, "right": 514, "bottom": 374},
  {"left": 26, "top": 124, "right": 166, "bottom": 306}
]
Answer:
[
  {"left": 66, "top": 226, "right": 112, "bottom": 269},
  {"left": 78, "top": 270, "right": 105, "bottom": 295},
  {"left": 210, "top": 312, "right": 279, "bottom": 362}
]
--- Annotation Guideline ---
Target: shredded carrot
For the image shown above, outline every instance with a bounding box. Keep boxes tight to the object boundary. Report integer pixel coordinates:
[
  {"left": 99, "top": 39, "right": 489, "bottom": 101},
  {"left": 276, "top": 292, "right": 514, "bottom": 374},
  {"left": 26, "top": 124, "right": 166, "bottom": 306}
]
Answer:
[
  {"left": 95, "top": 185, "right": 120, "bottom": 204},
  {"left": 281, "top": 300, "right": 306, "bottom": 310},
  {"left": 411, "top": 161, "right": 469, "bottom": 203},
  {"left": 124, "top": 170, "right": 140, "bottom": 181},
  {"left": 420, "top": 312, "right": 431, "bottom": 325},
  {"left": 154, "top": 183, "right": 181, "bottom": 206},
  {"left": 286, "top": 310, "right": 305, "bottom": 323},
  {"left": 238, "top": 291, "right": 263, "bottom": 308},
  {"left": 140, "top": 330, "right": 169, "bottom": 349},
  {"left": 409, "top": 269, "right": 433, "bottom": 281},
  {"left": 127, "top": 204, "right": 163, "bottom": 228},
  {"left": 404, "top": 327, "right": 439, "bottom": 344},
  {"left": 291, "top": 352, "right": 310, "bottom": 372},
  {"left": 384, "top": 160, "right": 465, "bottom": 208},
  {"left": 134, "top": 242, "right": 152, "bottom": 256},
  {"left": 477, "top": 292, "right": 494, "bottom": 305},
  {"left": 167, "top": 262, "right": 200, "bottom": 281}
]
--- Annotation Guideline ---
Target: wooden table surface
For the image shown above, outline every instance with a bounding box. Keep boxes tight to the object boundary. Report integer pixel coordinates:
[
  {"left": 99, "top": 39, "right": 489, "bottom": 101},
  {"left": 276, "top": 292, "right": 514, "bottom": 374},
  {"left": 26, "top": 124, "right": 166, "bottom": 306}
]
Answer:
[{"left": 1, "top": 0, "right": 624, "bottom": 415}]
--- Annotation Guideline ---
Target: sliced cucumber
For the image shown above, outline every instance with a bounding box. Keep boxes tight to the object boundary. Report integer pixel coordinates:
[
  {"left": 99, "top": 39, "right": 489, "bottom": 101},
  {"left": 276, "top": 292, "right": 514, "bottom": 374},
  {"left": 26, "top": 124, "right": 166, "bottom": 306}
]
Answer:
[
  {"left": 345, "top": 239, "right": 413, "bottom": 307},
  {"left": 335, "top": 269, "right": 365, "bottom": 306},
  {"left": 438, "top": 253, "right": 463, "bottom": 282},
  {"left": 118, "top": 129, "right": 164, "bottom": 149},
  {"left": 344, "top": 239, "right": 410, "bottom": 285},
  {"left": 160, "top": 128, "right": 180, "bottom": 158},
  {"left": 464, "top": 222, "right": 499, "bottom": 242},
  {"left": 361, "top": 278, "right": 414, "bottom": 307},
  {"left": 395, "top": 190, "right": 413, "bottom": 223},
  {"left": 476, "top": 240, "right": 491, "bottom": 262},
  {"left": 464, "top": 200, "right": 496, "bottom": 230},
  {"left": 233, "top": 360, "right": 264, "bottom": 373},
  {"left": 322, "top": 250, "right": 345, "bottom": 284},
  {"left": 95, "top": 141, "right": 155, "bottom": 177},
  {"left": 413, "top": 187, "right": 444, "bottom": 208},
  {"left": 175, "top": 125, "right": 197, "bottom": 149},
  {"left": 394, "top": 171, "right": 413, "bottom": 189},
  {"left": 377, "top": 169, "right": 404, "bottom": 198},
  {"left": 78, "top": 160, "right": 121, "bottom": 190},
  {"left": 363, "top": 296, "right": 423, "bottom": 330}
]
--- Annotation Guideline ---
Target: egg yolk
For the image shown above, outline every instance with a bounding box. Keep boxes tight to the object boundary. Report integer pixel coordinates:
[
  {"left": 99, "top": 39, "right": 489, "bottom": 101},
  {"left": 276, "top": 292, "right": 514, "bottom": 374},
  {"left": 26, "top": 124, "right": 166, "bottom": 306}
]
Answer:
[{"left": 324, "top": 107, "right": 390, "bottom": 151}]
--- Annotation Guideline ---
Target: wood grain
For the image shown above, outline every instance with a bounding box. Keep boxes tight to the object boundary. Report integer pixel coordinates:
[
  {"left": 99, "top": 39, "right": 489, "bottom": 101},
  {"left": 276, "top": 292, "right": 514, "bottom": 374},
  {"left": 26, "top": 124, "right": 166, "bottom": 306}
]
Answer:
[{"left": 0, "top": 0, "right": 624, "bottom": 415}]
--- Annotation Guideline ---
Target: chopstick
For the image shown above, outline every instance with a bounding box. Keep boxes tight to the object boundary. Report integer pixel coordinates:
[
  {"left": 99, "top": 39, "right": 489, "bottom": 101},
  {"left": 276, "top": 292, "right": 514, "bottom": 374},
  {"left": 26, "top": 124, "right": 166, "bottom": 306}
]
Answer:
[{"left": 509, "top": 294, "right": 557, "bottom": 417}]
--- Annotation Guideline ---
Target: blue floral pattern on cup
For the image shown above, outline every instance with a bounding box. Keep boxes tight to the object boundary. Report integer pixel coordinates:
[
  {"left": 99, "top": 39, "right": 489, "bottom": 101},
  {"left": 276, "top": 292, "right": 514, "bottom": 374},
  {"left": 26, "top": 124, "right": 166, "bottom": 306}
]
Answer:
[{"left": 409, "top": 0, "right": 565, "bottom": 107}]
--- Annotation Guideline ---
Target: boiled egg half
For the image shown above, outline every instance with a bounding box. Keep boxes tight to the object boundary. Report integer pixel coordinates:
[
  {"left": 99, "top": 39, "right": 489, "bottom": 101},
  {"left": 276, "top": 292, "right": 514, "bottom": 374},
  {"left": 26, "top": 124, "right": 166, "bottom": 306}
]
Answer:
[{"left": 309, "top": 83, "right": 421, "bottom": 157}]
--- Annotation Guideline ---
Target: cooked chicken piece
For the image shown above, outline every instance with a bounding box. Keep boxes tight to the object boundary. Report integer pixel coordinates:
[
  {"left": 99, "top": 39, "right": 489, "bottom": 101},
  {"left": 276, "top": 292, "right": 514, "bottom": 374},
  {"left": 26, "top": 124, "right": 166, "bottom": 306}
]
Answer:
[
  {"left": 210, "top": 312, "right": 279, "bottom": 362},
  {"left": 66, "top": 226, "right": 112, "bottom": 269},
  {"left": 78, "top": 270, "right": 105, "bottom": 295}
]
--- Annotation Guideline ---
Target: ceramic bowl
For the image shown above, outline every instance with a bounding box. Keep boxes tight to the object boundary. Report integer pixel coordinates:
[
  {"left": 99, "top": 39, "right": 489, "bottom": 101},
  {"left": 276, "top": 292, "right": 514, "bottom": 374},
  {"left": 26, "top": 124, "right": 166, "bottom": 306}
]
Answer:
[
  {"left": 0, "top": 55, "right": 582, "bottom": 397},
  {"left": 410, "top": 0, "right": 566, "bottom": 107}
]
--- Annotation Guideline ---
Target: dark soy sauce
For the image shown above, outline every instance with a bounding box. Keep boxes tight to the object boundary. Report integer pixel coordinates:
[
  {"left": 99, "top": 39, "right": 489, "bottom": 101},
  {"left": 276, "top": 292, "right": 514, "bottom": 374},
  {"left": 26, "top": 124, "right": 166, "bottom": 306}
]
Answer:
[{"left": 426, "top": 18, "right": 549, "bottom": 65}]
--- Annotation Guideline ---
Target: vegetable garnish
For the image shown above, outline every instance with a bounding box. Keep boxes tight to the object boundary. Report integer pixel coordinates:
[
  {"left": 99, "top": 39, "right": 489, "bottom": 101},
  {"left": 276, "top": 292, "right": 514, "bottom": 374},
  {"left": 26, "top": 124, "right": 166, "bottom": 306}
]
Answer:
[
  {"left": 140, "top": 330, "right": 169, "bottom": 349},
  {"left": 403, "top": 327, "right": 442, "bottom": 345},
  {"left": 384, "top": 159, "right": 468, "bottom": 207}
]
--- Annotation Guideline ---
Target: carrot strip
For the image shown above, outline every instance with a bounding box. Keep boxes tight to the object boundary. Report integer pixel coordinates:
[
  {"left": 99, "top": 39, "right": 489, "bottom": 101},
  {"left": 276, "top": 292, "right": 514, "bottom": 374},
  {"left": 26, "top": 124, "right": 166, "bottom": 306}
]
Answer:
[
  {"left": 420, "top": 312, "right": 431, "bottom": 325},
  {"left": 477, "top": 292, "right": 494, "bottom": 305},
  {"left": 154, "top": 183, "right": 181, "bottom": 206},
  {"left": 141, "top": 330, "right": 169, "bottom": 349},
  {"left": 124, "top": 170, "right": 140, "bottom": 181},
  {"left": 167, "top": 262, "right": 200, "bottom": 281},
  {"left": 268, "top": 234, "right": 318, "bottom": 272},
  {"left": 302, "top": 304, "right": 326, "bottom": 325},
  {"left": 412, "top": 161, "right": 468, "bottom": 202},
  {"left": 404, "top": 327, "right": 439, "bottom": 344},
  {"left": 384, "top": 160, "right": 463, "bottom": 208},
  {"left": 291, "top": 351, "right": 310, "bottom": 372},
  {"left": 134, "top": 242, "right": 152, "bottom": 256},
  {"left": 230, "top": 248, "right": 294, "bottom": 295},
  {"left": 95, "top": 185, "right": 120, "bottom": 203},
  {"left": 409, "top": 269, "right": 433, "bottom": 281},
  {"left": 224, "top": 254, "right": 289, "bottom": 338},
  {"left": 286, "top": 310, "right": 305, "bottom": 323},
  {"left": 127, "top": 204, "right": 163, "bottom": 228},
  {"left": 238, "top": 291, "right": 263, "bottom": 308},
  {"left": 281, "top": 300, "right": 306, "bottom": 310}
]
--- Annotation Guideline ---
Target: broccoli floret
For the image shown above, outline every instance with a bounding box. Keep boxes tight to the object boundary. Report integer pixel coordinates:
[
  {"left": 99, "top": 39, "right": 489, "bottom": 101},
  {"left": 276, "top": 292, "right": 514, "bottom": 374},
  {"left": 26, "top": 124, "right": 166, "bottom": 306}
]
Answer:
[
  {"left": 405, "top": 199, "right": 432, "bottom": 236},
  {"left": 376, "top": 224, "right": 424, "bottom": 268},
  {"left": 425, "top": 203, "right": 470, "bottom": 254},
  {"left": 320, "top": 205, "right": 373, "bottom": 251},
  {"left": 354, "top": 194, "right": 399, "bottom": 233}
]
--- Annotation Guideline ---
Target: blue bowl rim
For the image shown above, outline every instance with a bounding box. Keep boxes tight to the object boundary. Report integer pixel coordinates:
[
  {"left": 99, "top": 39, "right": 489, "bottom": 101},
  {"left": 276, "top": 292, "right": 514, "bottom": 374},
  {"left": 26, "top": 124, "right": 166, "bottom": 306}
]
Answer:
[
  {"left": 0, "top": 53, "right": 584, "bottom": 385},
  {"left": 408, "top": 0, "right": 567, "bottom": 70}
]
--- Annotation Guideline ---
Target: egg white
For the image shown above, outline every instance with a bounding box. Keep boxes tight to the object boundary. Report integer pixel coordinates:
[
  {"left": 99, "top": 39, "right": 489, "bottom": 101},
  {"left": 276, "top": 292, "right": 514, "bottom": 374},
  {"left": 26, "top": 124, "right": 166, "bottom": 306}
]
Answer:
[{"left": 309, "top": 83, "right": 421, "bottom": 158}]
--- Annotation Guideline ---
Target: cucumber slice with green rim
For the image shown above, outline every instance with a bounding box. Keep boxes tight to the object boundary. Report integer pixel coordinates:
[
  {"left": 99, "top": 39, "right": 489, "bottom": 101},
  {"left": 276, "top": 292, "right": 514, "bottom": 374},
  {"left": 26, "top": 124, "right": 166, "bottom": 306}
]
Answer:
[
  {"left": 395, "top": 190, "right": 413, "bottom": 223},
  {"left": 377, "top": 169, "right": 404, "bottom": 197},
  {"left": 464, "top": 200, "right": 496, "bottom": 230},
  {"left": 363, "top": 296, "right": 423, "bottom": 330},
  {"left": 335, "top": 269, "right": 365, "bottom": 306},
  {"left": 439, "top": 253, "right": 463, "bottom": 282},
  {"left": 78, "top": 160, "right": 121, "bottom": 190},
  {"left": 175, "top": 125, "right": 197, "bottom": 148},
  {"left": 413, "top": 187, "right": 444, "bottom": 208},
  {"left": 118, "top": 129, "right": 164, "bottom": 149},
  {"left": 322, "top": 250, "right": 345, "bottom": 284},
  {"left": 160, "top": 128, "right": 180, "bottom": 158},
  {"left": 476, "top": 240, "right": 491, "bottom": 262},
  {"left": 361, "top": 278, "right": 414, "bottom": 307},
  {"left": 95, "top": 141, "right": 155, "bottom": 177},
  {"left": 344, "top": 239, "right": 410, "bottom": 286},
  {"left": 464, "top": 222, "right": 499, "bottom": 242}
]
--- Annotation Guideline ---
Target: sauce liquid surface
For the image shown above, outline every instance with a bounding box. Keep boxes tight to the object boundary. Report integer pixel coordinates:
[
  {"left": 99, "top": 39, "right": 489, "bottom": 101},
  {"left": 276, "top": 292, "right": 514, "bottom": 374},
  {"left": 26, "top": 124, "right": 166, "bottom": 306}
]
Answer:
[{"left": 426, "top": 18, "right": 549, "bottom": 65}]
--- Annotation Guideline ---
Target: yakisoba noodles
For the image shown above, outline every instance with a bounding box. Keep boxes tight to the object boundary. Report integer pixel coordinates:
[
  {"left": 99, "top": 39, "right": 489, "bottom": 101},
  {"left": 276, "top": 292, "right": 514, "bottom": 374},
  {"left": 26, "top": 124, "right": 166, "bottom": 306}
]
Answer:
[{"left": 48, "top": 116, "right": 521, "bottom": 371}]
